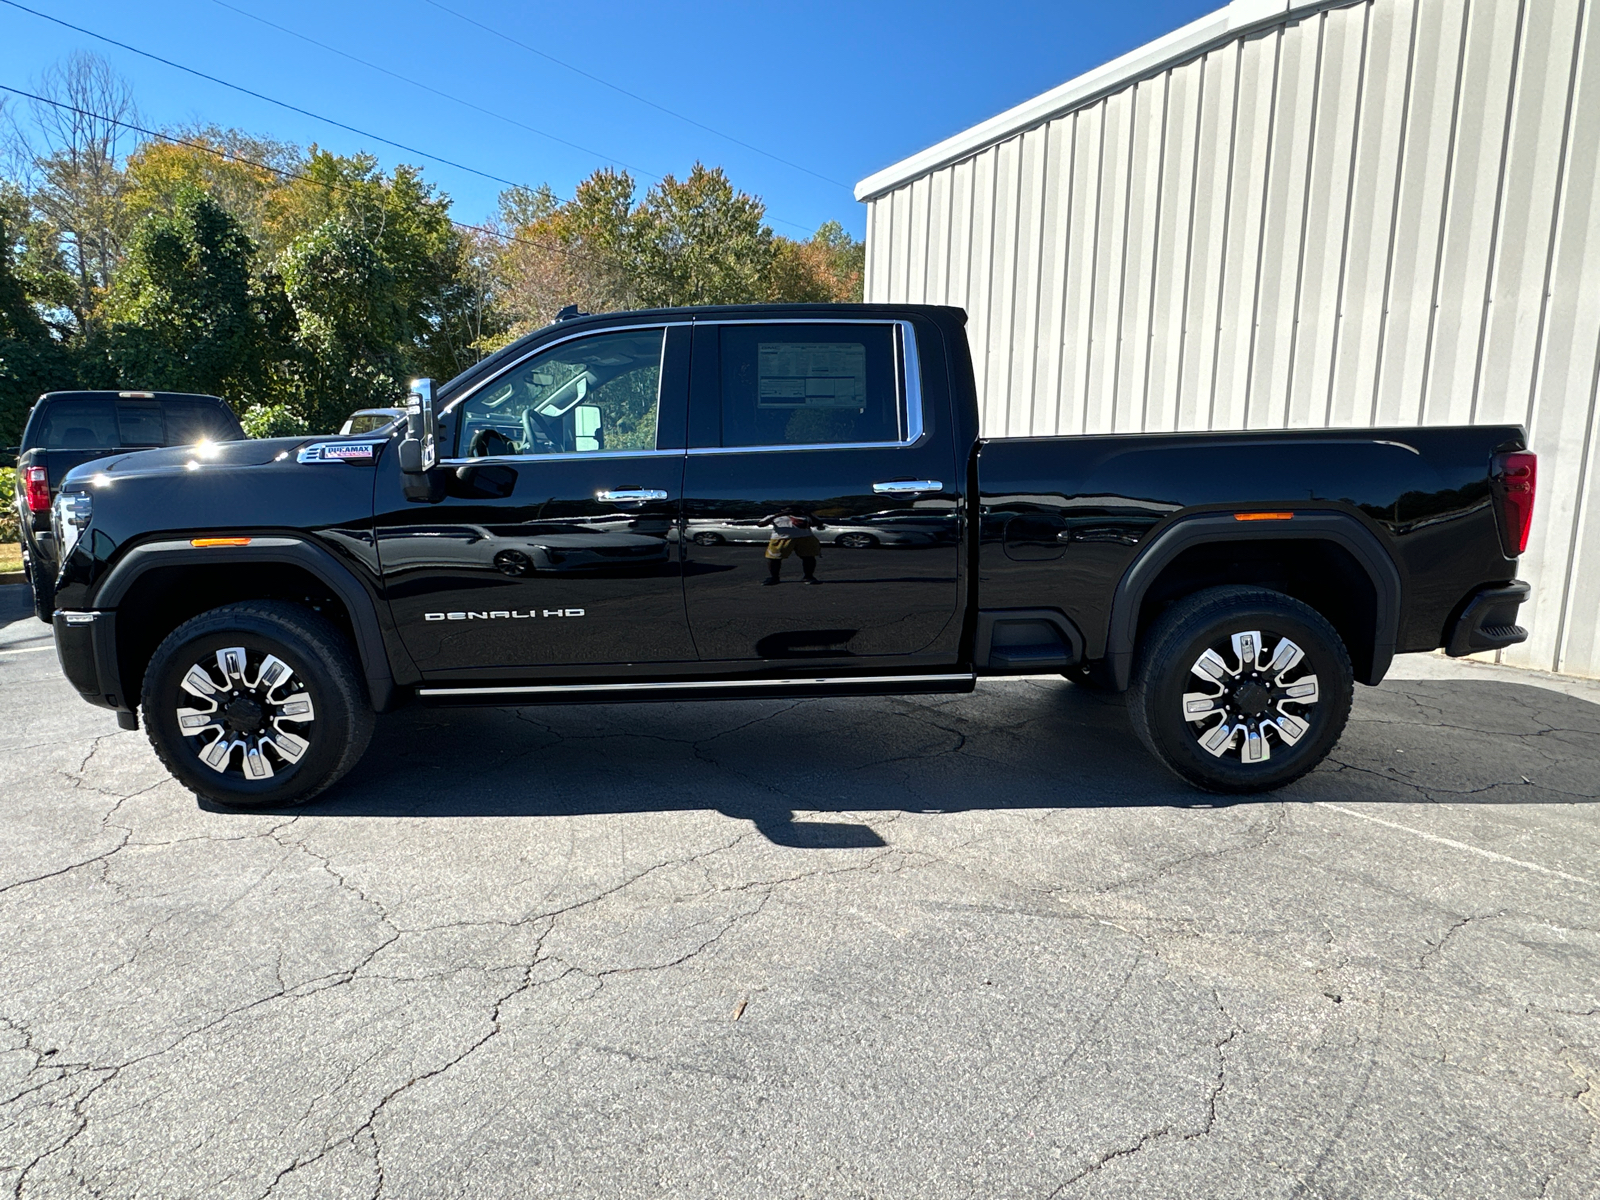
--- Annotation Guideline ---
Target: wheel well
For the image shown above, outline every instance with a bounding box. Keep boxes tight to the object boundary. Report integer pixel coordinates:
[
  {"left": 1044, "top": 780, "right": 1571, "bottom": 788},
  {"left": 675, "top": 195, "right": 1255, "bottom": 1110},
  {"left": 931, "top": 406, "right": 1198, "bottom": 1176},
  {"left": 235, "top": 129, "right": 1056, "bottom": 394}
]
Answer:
[
  {"left": 115, "top": 563, "right": 357, "bottom": 704},
  {"left": 1134, "top": 539, "right": 1380, "bottom": 682}
]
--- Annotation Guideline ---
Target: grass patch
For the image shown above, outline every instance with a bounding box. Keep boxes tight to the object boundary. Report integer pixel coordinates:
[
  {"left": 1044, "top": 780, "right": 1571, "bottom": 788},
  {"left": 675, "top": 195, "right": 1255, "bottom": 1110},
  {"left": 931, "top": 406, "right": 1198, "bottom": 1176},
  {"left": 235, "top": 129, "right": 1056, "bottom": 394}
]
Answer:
[{"left": 0, "top": 542, "right": 23, "bottom": 576}]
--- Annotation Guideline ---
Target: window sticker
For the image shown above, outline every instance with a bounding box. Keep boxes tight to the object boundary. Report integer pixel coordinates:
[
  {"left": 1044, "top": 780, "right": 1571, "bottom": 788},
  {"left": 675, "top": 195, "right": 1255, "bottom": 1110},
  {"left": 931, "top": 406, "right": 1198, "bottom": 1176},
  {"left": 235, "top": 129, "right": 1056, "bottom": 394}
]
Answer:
[{"left": 757, "top": 342, "right": 866, "bottom": 409}]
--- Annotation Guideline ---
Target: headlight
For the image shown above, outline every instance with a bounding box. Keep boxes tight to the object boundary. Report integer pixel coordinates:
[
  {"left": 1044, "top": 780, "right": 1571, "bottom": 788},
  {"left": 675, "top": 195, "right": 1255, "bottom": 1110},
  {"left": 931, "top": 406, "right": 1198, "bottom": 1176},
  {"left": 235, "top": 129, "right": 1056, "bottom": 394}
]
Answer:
[{"left": 53, "top": 488, "right": 93, "bottom": 556}]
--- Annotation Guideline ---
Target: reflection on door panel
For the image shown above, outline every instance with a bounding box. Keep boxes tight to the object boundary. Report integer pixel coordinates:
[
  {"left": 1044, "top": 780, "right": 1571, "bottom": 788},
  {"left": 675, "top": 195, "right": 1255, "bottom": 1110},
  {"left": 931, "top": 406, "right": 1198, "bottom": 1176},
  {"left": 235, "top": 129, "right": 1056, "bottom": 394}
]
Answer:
[{"left": 681, "top": 322, "right": 960, "bottom": 663}]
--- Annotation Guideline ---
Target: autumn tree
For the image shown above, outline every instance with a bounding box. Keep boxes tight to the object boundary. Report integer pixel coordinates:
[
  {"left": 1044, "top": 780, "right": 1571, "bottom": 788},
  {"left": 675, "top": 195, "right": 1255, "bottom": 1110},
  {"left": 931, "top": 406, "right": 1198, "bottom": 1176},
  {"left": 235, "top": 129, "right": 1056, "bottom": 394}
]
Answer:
[
  {"left": 768, "top": 220, "right": 864, "bottom": 303},
  {"left": 122, "top": 127, "right": 298, "bottom": 253},
  {"left": 491, "top": 172, "right": 638, "bottom": 339}
]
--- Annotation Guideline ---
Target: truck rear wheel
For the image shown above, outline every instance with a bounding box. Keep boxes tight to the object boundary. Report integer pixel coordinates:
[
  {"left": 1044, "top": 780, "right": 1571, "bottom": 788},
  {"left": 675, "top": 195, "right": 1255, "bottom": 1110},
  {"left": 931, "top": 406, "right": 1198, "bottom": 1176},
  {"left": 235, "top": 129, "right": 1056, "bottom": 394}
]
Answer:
[
  {"left": 140, "top": 602, "right": 374, "bottom": 809},
  {"left": 1128, "top": 586, "right": 1352, "bottom": 793}
]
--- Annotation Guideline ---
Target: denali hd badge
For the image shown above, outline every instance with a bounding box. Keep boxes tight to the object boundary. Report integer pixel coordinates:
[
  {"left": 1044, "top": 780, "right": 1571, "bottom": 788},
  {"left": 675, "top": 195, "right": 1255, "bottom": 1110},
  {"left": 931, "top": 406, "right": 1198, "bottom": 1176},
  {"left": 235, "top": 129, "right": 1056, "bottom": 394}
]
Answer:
[{"left": 425, "top": 610, "right": 585, "bottom": 620}]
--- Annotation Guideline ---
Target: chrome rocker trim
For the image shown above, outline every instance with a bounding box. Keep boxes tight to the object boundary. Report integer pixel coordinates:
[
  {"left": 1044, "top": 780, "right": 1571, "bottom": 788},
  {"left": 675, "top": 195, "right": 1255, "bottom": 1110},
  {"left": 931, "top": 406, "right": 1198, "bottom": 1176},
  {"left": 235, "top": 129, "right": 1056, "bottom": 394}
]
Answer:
[{"left": 418, "top": 672, "right": 976, "bottom": 699}]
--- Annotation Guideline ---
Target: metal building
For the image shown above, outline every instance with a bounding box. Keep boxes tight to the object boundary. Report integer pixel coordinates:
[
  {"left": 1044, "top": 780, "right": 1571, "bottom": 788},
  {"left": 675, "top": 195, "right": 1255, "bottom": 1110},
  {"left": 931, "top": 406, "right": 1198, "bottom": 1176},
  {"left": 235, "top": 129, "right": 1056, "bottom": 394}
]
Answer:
[{"left": 857, "top": 0, "right": 1600, "bottom": 679}]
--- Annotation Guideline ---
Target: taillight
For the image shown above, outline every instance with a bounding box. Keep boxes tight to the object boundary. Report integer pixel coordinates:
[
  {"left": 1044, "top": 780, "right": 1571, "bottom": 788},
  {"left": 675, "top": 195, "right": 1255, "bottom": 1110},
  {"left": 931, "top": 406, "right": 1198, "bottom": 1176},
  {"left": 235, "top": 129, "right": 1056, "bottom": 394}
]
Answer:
[
  {"left": 1492, "top": 451, "right": 1537, "bottom": 556},
  {"left": 23, "top": 466, "right": 50, "bottom": 513}
]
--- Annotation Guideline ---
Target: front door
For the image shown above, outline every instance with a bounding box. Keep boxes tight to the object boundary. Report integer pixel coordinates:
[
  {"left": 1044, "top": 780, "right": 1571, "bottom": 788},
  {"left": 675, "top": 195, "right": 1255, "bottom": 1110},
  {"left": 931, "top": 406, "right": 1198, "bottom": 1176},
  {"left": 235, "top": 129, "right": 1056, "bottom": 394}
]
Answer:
[
  {"left": 379, "top": 324, "right": 695, "bottom": 675},
  {"left": 681, "top": 320, "right": 961, "bottom": 664}
]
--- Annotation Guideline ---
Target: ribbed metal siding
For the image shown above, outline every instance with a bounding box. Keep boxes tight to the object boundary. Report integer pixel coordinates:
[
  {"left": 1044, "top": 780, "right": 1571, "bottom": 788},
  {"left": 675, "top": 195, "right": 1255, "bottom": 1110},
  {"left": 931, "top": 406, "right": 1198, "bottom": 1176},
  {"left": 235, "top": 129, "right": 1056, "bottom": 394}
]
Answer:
[{"left": 865, "top": 0, "right": 1600, "bottom": 679}]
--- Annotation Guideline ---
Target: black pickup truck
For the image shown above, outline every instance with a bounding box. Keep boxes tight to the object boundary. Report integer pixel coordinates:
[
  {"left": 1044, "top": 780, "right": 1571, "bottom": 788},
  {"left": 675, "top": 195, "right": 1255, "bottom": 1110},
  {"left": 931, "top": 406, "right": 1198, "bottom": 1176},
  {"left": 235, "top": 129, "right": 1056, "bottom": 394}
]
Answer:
[
  {"left": 14, "top": 390, "right": 244, "bottom": 620},
  {"left": 45, "top": 304, "right": 1535, "bottom": 807}
]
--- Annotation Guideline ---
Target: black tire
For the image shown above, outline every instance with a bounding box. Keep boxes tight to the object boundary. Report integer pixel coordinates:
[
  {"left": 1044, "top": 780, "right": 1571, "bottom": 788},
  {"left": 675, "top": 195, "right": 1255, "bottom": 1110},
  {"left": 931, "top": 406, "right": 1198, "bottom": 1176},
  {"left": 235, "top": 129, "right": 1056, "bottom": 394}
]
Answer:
[
  {"left": 1128, "top": 586, "right": 1353, "bottom": 794},
  {"left": 692, "top": 532, "right": 725, "bottom": 546},
  {"left": 30, "top": 564, "right": 54, "bottom": 624},
  {"left": 141, "top": 601, "right": 375, "bottom": 809}
]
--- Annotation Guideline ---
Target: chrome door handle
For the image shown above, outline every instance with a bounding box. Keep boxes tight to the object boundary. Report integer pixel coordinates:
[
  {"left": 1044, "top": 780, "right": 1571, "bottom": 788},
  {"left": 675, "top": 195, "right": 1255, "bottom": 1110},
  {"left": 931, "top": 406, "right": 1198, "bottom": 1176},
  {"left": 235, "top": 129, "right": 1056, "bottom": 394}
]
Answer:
[
  {"left": 872, "top": 480, "right": 943, "bottom": 495},
  {"left": 597, "top": 488, "right": 669, "bottom": 504}
]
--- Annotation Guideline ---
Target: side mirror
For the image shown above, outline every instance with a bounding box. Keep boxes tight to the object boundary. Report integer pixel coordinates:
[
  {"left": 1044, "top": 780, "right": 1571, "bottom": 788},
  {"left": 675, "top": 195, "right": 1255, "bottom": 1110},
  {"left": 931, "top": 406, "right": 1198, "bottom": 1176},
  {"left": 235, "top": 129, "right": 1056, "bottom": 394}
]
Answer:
[{"left": 398, "top": 378, "right": 437, "bottom": 474}]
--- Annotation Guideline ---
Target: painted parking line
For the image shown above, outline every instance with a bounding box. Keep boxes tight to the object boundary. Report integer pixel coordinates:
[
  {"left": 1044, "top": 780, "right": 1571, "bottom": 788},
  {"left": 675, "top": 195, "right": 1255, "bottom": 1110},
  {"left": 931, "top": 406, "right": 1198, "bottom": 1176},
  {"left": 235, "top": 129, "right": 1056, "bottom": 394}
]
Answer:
[
  {"left": 1318, "top": 802, "right": 1598, "bottom": 889},
  {"left": 0, "top": 644, "right": 55, "bottom": 656}
]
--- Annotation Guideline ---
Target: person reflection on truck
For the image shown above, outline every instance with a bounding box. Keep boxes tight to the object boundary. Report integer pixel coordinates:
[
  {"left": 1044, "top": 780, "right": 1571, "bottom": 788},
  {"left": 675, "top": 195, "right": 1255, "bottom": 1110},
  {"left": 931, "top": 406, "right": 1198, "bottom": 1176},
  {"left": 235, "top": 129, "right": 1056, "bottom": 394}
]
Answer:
[{"left": 758, "top": 508, "right": 825, "bottom": 585}]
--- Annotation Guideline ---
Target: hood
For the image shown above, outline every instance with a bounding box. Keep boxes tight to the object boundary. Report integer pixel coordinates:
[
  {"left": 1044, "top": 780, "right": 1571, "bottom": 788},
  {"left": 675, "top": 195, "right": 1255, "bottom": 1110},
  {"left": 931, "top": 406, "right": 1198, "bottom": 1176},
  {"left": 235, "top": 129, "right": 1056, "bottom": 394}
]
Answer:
[{"left": 59, "top": 436, "right": 316, "bottom": 486}]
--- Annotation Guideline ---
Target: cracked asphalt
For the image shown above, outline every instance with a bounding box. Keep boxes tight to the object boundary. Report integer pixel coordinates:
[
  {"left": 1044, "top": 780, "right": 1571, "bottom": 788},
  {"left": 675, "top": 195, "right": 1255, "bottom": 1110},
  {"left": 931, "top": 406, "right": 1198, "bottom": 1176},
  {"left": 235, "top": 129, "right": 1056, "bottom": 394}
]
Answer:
[{"left": 2, "top": 583, "right": 1598, "bottom": 1199}]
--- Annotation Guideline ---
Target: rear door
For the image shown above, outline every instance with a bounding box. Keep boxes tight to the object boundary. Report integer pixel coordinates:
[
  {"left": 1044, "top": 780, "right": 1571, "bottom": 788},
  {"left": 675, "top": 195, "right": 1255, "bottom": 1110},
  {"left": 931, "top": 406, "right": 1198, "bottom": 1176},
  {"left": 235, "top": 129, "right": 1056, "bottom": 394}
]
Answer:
[{"left": 680, "top": 319, "right": 961, "bottom": 663}]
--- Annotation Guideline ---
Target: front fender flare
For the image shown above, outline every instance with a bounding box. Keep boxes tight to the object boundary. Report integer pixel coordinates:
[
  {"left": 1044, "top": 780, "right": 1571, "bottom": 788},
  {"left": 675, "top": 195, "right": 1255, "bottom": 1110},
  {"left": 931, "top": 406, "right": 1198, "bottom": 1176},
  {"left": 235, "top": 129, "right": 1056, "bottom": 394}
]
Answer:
[{"left": 91, "top": 535, "right": 399, "bottom": 710}]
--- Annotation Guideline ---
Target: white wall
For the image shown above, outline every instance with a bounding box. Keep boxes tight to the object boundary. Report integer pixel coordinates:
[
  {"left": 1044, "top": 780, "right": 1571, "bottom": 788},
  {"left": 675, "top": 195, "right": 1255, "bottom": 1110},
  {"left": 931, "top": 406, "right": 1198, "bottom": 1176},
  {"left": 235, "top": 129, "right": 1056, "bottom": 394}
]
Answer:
[{"left": 862, "top": 0, "right": 1600, "bottom": 679}]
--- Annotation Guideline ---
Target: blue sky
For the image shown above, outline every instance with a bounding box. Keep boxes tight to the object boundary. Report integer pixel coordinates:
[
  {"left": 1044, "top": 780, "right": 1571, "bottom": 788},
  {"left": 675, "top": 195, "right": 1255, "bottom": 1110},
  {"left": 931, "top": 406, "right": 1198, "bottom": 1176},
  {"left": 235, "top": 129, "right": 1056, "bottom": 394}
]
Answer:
[{"left": 1, "top": 0, "right": 1218, "bottom": 239}]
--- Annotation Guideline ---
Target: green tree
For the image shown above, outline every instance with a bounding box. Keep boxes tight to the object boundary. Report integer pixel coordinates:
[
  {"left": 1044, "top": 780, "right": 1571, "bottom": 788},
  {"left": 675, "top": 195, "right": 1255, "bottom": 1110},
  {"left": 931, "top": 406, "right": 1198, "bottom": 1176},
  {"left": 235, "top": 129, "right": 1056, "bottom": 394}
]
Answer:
[
  {"left": 0, "top": 184, "right": 74, "bottom": 449},
  {"left": 277, "top": 214, "right": 405, "bottom": 430},
  {"left": 631, "top": 164, "right": 773, "bottom": 308},
  {"left": 268, "top": 151, "right": 489, "bottom": 418},
  {"left": 102, "top": 188, "right": 266, "bottom": 399},
  {"left": 238, "top": 402, "right": 308, "bottom": 438}
]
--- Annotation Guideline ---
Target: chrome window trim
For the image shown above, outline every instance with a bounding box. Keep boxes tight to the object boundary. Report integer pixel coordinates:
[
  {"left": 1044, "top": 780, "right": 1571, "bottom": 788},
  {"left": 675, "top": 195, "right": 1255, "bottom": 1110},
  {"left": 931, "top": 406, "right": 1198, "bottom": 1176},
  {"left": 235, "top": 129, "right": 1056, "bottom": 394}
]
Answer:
[
  {"left": 440, "top": 447, "right": 683, "bottom": 467},
  {"left": 687, "top": 317, "right": 924, "bottom": 456},
  {"left": 440, "top": 316, "right": 926, "bottom": 464}
]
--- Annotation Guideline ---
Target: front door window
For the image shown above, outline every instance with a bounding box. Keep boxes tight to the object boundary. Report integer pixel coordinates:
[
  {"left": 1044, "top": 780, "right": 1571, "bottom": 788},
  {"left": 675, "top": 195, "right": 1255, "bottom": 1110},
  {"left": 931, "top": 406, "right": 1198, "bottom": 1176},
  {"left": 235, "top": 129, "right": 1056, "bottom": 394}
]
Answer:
[{"left": 458, "top": 328, "right": 664, "bottom": 458}]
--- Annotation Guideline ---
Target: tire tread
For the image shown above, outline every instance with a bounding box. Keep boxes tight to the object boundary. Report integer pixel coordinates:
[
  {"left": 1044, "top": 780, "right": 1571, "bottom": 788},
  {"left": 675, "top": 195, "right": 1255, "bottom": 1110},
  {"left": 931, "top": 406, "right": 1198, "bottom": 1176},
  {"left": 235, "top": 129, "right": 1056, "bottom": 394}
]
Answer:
[{"left": 140, "top": 601, "right": 374, "bottom": 808}]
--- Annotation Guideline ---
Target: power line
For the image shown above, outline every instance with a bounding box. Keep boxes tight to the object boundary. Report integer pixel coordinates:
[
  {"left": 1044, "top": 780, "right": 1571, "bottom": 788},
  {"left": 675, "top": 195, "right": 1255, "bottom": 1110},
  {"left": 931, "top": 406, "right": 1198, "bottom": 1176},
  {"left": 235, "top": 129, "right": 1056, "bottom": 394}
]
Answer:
[
  {"left": 418, "top": 0, "right": 853, "bottom": 192},
  {"left": 0, "top": 81, "right": 615, "bottom": 271},
  {"left": 205, "top": 0, "right": 820, "bottom": 234},
  {"left": 0, "top": 0, "right": 526, "bottom": 190},
  {"left": 202, "top": 0, "right": 666, "bottom": 184},
  {"left": 2, "top": 0, "right": 823, "bottom": 236}
]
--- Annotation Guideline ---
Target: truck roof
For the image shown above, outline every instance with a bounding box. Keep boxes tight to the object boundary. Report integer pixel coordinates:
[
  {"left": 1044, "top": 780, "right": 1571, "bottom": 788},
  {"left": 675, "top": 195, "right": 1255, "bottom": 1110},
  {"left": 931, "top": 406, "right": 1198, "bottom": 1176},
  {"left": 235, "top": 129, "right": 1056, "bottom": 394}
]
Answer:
[{"left": 440, "top": 302, "right": 971, "bottom": 404}]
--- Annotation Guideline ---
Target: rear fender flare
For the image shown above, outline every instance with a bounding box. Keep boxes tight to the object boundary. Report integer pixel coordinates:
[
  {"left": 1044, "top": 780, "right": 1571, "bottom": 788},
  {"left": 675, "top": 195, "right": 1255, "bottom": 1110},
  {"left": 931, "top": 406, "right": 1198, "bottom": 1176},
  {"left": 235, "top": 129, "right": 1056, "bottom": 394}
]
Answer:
[
  {"left": 91, "top": 536, "right": 397, "bottom": 710},
  {"left": 1103, "top": 511, "right": 1401, "bottom": 690}
]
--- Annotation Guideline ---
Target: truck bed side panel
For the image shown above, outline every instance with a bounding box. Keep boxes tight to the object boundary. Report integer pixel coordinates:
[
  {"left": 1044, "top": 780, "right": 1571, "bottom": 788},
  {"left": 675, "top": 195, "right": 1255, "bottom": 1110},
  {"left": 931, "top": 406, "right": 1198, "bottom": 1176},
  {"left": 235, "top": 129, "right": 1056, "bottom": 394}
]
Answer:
[{"left": 975, "top": 426, "right": 1524, "bottom": 660}]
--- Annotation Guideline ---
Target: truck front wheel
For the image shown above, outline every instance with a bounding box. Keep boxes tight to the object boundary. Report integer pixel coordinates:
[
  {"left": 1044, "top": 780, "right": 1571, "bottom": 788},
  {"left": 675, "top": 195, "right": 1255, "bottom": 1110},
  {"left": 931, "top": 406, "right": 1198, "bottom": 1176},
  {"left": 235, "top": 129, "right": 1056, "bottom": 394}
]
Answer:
[
  {"left": 1128, "top": 586, "right": 1353, "bottom": 793},
  {"left": 140, "top": 602, "right": 375, "bottom": 809}
]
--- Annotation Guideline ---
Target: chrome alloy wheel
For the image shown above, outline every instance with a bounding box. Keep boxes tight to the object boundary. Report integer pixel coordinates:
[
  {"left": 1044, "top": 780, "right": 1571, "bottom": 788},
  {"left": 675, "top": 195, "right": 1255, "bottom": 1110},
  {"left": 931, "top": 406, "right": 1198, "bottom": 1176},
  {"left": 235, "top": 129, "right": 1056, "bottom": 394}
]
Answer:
[
  {"left": 174, "top": 647, "right": 316, "bottom": 780},
  {"left": 1181, "top": 630, "right": 1320, "bottom": 764}
]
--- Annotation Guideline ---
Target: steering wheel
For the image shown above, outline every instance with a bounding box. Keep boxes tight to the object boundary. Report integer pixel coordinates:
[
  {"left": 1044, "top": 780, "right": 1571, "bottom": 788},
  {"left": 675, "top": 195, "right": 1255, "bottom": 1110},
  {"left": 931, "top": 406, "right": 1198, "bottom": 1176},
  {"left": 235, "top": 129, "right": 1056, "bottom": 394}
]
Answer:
[
  {"left": 521, "top": 406, "right": 562, "bottom": 453},
  {"left": 468, "top": 427, "right": 518, "bottom": 457}
]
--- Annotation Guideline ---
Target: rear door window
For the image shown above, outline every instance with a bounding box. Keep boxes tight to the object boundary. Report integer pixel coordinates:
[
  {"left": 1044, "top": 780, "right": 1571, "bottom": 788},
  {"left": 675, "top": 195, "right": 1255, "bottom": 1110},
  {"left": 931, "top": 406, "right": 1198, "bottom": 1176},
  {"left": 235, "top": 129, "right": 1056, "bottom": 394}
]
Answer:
[{"left": 715, "top": 324, "right": 903, "bottom": 448}]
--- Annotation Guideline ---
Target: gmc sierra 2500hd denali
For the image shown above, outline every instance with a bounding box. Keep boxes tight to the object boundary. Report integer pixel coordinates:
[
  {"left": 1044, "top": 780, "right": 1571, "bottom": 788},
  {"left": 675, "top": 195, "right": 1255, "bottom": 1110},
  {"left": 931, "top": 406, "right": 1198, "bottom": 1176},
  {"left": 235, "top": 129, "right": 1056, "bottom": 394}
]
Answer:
[{"left": 45, "top": 304, "right": 1535, "bottom": 808}]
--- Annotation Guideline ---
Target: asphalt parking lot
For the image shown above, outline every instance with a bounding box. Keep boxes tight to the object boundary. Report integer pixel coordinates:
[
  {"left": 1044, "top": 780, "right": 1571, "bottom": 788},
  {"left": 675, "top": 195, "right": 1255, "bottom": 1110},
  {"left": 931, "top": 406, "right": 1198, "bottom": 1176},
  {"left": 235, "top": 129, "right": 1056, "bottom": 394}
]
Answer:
[{"left": 2, "top": 582, "right": 1597, "bottom": 1199}]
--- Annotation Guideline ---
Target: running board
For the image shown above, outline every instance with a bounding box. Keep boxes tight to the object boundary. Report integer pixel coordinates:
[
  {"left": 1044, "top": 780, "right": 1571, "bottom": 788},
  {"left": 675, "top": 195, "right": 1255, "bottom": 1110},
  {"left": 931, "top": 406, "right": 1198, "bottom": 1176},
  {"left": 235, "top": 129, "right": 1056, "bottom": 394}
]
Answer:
[{"left": 417, "top": 672, "right": 977, "bottom": 705}]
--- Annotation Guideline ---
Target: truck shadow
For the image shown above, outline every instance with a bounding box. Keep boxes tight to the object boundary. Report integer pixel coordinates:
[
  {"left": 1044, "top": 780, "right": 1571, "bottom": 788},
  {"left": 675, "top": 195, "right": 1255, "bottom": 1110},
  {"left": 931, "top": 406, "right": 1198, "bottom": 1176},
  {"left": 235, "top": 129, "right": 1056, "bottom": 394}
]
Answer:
[{"left": 300, "top": 675, "right": 1600, "bottom": 846}]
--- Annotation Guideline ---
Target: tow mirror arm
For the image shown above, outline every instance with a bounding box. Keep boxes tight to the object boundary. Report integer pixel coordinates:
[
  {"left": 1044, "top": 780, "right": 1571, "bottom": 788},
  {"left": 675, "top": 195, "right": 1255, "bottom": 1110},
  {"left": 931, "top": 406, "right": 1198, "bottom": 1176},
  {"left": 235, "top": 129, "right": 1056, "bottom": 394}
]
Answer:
[{"left": 397, "top": 378, "right": 436, "bottom": 474}]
